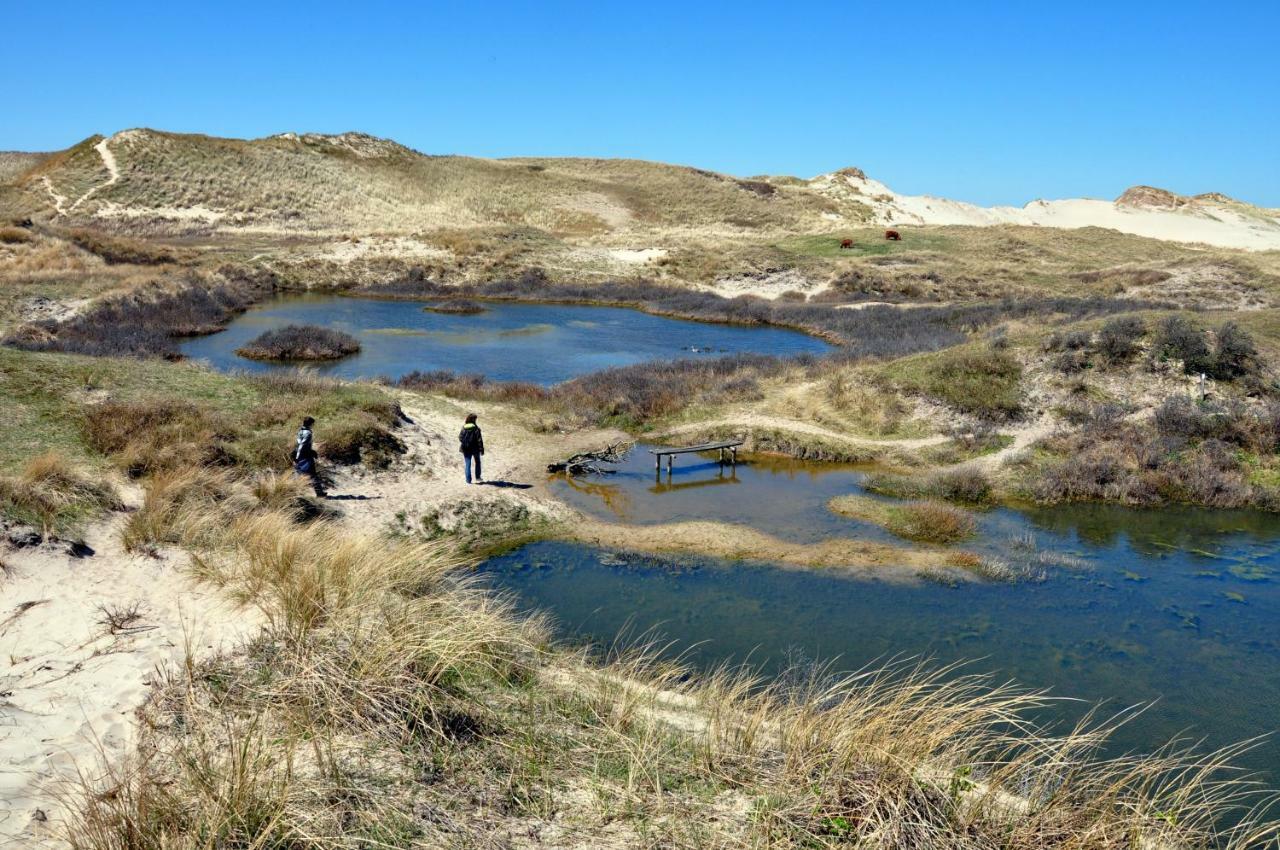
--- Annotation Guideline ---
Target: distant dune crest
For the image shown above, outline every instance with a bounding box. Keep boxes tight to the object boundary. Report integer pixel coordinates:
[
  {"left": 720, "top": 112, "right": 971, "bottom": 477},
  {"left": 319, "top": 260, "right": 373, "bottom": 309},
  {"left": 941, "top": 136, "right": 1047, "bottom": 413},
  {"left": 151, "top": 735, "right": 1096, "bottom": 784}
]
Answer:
[{"left": 3, "top": 128, "right": 1279, "bottom": 251}]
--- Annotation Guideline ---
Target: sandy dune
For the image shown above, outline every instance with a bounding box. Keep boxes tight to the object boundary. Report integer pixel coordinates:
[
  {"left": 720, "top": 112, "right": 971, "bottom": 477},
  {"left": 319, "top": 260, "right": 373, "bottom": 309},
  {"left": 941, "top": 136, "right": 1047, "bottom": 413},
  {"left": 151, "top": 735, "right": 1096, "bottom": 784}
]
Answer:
[
  {"left": 813, "top": 171, "right": 1280, "bottom": 251},
  {"left": 0, "top": 514, "right": 258, "bottom": 848}
]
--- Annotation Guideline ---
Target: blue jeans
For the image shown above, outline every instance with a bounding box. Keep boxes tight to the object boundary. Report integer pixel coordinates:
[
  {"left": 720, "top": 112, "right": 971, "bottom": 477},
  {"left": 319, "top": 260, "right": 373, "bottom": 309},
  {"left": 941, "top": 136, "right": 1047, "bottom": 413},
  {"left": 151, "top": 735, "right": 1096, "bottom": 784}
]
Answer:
[{"left": 464, "top": 452, "right": 482, "bottom": 483}]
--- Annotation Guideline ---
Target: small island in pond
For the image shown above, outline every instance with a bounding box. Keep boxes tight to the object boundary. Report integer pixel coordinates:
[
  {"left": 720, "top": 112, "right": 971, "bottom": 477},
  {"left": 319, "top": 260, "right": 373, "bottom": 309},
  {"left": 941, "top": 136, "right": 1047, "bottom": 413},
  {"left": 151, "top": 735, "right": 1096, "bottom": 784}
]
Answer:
[
  {"left": 423, "top": 300, "right": 486, "bottom": 315},
  {"left": 235, "top": 324, "right": 361, "bottom": 361}
]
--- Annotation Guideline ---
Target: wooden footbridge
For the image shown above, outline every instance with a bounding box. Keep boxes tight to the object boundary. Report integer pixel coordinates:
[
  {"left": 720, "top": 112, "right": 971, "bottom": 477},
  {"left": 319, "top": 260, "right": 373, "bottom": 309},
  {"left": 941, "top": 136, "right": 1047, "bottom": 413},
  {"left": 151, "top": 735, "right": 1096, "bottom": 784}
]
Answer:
[{"left": 650, "top": 439, "right": 743, "bottom": 474}]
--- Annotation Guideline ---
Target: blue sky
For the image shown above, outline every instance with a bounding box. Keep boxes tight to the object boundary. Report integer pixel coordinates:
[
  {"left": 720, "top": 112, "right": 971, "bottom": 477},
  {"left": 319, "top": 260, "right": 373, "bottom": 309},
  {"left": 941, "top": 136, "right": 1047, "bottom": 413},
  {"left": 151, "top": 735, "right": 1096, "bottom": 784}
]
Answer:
[{"left": 5, "top": 1, "right": 1277, "bottom": 207}]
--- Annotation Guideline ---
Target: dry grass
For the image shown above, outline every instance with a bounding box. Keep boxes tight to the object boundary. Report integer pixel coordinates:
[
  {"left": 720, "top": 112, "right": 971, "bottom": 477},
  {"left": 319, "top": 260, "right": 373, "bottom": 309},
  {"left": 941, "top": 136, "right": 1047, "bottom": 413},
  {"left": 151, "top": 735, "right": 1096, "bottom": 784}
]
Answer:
[
  {"left": 0, "top": 451, "right": 121, "bottom": 534},
  {"left": 830, "top": 494, "right": 978, "bottom": 544},
  {"left": 63, "top": 483, "right": 1280, "bottom": 848}
]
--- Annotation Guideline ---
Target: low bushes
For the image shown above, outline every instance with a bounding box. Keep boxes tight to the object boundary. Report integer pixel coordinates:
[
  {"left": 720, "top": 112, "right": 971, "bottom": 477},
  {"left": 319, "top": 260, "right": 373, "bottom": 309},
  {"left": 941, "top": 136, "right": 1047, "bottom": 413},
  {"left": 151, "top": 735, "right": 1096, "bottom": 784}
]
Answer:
[
  {"left": 5, "top": 276, "right": 264, "bottom": 357},
  {"left": 0, "top": 226, "right": 33, "bottom": 245},
  {"left": 1030, "top": 397, "right": 1280, "bottom": 509},
  {"left": 235, "top": 324, "right": 361, "bottom": 361},
  {"left": 401, "top": 354, "right": 784, "bottom": 430},
  {"left": 1150, "top": 316, "right": 1259, "bottom": 379}
]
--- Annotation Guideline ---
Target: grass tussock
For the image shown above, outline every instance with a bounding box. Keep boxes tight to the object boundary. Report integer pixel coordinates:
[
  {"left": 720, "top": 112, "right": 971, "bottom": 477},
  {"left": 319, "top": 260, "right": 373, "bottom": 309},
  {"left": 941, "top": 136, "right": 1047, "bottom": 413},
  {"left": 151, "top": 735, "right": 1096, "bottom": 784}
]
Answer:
[
  {"left": 65, "top": 501, "right": 1280, "bottom": 848},
  {"left": 235, "top": 324, "right": 361, "bottom": 361},
  {"left": 864, "top": 466, "right": 995, "bottom": 504},
  {"left": 830, "top": 494, "right": 978, "bottom": 543},
  {"left": 0, "top": 451, "right": 121, "bottom": 534}
]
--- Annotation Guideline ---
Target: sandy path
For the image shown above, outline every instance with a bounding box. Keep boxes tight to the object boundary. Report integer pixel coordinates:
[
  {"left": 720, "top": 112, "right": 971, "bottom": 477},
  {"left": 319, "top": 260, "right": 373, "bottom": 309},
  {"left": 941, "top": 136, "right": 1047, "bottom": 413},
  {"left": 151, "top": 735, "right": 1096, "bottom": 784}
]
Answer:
[
  {"left": 324, "top": 393, "right": 626, "bottom": 538},
  {"left": 38, "top": 177, "right": 68, "bottom": 217},
  {"left": 39, "top": 137, "right": 121, "bottom": 218},
  {"left": 0, "top": 513, "right": 258, "bottom": 848},
  {"left": 67, "top": 139, "right": 121, "bottom": 213},
  {"left": 659, "top": 414, "right": 951, "bottom": 450},
  {"left": 967, "top": 415, "right": 1057, "bottom": 472}
]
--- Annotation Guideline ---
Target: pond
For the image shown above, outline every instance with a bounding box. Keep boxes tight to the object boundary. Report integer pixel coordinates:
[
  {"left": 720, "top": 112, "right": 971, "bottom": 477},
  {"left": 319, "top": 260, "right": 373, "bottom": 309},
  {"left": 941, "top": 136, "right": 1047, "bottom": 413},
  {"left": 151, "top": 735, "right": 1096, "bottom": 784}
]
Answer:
[
  {"left": 179, "top": 294, "right": 832, "bottom": 383},
  {"left": 486, "top": 450, "right": 1280, "bottom": 782}
]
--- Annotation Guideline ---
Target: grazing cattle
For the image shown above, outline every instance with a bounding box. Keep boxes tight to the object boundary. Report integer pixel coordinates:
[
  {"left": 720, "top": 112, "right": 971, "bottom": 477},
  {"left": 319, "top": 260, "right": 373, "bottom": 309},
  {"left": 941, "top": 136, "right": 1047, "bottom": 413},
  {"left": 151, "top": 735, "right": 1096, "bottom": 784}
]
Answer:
[
  {"left": 884, "top": 229, "right": 901, "bottom": 241},
  {"left": 839, "top": 238, "right": 854, "bottom": 250}
]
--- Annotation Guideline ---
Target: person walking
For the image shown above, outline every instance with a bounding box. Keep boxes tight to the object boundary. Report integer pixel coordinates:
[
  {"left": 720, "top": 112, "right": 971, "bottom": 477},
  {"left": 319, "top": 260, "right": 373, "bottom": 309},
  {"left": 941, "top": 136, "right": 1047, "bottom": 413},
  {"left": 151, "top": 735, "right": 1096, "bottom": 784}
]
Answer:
[
  {"left": 292, "top": 416, "right": 325, "bottom": 496},
  {"left": 459, "top": 413, "right": 485, "bottom": 484}
]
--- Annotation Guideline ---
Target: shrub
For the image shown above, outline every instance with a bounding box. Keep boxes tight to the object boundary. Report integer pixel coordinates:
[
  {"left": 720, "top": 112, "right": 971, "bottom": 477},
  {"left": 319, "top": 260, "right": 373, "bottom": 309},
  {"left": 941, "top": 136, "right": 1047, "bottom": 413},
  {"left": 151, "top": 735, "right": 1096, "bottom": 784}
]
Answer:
[
  {"left": 1045, "top": 329, "right": 1092, "bottom": 352},
  {"left": 1210, "top": 321, "right": 1258, "bottom": 380},
  {"left": 4, "top": 278, "right": 262, "bottom": 358},
  {"left": 932, "top": 467, "right": 993, "bottom": 503},
  {"left": 1153, "top": 396, "right": 1218, "bottom": 440},
  {"left": 1052, "top": 350, "right": 1090, "bottom": 374},
  {"left": 235, "top": 325, "right": 361, "bottom": 361},
  {"left": 1095, "top": 315, "right": 1146, "bottom": 364},
  {"left": 1151, "top": 315, "right": 1212, "bottom": 374}
]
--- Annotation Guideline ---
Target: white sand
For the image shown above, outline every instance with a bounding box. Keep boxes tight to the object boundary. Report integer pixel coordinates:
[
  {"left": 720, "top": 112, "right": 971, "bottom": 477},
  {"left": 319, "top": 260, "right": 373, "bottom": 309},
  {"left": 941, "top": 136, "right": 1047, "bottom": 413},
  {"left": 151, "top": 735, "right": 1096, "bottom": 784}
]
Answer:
[
  {"left": 812, "top": 172, "right": 1280, "bottom": 251},
  {"left": 0, "top": 514, "right": 258, "bottom": 848}
]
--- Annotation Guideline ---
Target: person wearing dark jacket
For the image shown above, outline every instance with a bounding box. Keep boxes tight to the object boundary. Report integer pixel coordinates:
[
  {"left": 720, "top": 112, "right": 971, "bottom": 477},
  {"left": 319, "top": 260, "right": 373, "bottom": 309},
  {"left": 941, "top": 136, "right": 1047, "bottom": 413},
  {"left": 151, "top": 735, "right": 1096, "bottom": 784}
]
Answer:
[
  {"left": 292, "top": 416, "right": 325, "bottom": 496},
  {"left": 459, "top": 413, "right": 484, "bottom": 484}
]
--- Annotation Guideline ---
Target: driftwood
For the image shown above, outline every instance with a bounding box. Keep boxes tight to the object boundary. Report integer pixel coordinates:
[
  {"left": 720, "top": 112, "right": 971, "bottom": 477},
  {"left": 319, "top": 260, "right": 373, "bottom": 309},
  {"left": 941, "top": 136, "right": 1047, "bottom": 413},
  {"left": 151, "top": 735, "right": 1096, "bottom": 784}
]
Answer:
[{"left": 547, "top": 442, "right": 633, "bottom": 476}]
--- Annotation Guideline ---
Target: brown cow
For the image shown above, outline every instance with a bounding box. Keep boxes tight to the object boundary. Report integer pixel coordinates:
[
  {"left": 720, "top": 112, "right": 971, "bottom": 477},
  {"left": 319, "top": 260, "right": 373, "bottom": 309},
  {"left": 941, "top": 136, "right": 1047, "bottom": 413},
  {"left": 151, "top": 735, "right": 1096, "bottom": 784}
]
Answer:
[
  {"left": 839, "top": 238, "right": 854, "bottom": 249},
  {"left": 884, "top": 229, "right": 901, "bottom": 241}
]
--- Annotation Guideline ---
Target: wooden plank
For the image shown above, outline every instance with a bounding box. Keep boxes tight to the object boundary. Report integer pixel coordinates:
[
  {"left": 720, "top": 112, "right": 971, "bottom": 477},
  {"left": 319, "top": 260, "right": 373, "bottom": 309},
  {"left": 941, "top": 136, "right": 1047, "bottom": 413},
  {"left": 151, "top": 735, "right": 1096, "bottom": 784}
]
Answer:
[{"left": 649, "top": 440, "right": 743, "bottom": 457}]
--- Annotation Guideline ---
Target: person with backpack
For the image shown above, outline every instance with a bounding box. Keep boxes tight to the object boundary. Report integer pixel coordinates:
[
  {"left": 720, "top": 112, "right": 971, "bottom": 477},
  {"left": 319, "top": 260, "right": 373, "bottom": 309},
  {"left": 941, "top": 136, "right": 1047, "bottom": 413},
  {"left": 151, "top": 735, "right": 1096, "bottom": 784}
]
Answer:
[
  {"left": 459, "top": 413, "right": 484, "bottom": 484},
  {"left": 293, "top": 416, "right": 325, "bottom": 496}
]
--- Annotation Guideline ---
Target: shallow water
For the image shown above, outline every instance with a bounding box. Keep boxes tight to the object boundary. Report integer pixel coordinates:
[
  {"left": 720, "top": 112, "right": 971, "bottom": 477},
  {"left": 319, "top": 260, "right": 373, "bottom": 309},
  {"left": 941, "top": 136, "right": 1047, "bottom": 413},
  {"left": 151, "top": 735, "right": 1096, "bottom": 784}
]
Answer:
[
  {"left": 490, "top": 451, "right": 1280, "bottom": 780},
  {"left": 179, "top": 295, "right": 831, "bottom": 383}
]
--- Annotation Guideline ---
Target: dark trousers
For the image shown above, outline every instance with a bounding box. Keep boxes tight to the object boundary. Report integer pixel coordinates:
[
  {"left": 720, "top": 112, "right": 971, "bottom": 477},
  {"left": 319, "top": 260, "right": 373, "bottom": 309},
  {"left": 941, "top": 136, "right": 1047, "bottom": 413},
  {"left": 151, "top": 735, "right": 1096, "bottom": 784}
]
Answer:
[{"left": 464, "top": 452, "right": 482, "bottom": 483}]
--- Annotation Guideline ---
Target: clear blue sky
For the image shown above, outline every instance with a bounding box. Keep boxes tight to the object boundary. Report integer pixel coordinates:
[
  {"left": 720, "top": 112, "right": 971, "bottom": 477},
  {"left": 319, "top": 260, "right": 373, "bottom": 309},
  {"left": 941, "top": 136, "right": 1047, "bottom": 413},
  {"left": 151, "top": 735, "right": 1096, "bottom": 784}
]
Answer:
[{"left": 5, "top": 1, "right": 1278, "bottom": 207}]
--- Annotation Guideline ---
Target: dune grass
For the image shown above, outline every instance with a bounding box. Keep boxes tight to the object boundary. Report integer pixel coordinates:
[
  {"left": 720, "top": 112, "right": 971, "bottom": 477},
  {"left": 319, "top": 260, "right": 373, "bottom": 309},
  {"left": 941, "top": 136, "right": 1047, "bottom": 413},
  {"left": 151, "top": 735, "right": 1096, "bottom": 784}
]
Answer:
[
  {"left": 60, "top": 465, "right": 1280, "bottom": 848},
  {"left": 0, "top": 451, "right": 121, "bottom": 535},
  {"left": 830, "top": 494, "right": 978, "bottom": 544}
]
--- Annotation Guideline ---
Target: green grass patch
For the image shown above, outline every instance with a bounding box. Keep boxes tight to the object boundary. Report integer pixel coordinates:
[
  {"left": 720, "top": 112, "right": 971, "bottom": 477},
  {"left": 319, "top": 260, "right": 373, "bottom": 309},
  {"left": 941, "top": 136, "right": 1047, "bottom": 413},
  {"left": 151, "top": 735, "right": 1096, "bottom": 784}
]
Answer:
[
  {"left": 775, "top": 229, "right": 956, "bottom": 259},
  {"left": 875, "top": 343, "right": 1023, "bottom": 421},
  {"left": 829, "top": 494, "right": 977, "bottom": 543}
]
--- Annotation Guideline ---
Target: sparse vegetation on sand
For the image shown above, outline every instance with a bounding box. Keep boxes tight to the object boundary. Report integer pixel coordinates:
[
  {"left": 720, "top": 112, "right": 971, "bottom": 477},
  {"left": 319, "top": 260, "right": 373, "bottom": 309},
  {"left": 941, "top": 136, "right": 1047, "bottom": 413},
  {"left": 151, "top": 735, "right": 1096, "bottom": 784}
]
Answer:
[
  {"left": 60, "top": 470, "right": 1280, "bottom": 849},
  {"left": 235, "top": 324, "right": 361, "bottom": 361},
  {"left": 829, "top": 494, "right": 978, "bottom": 543}
]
